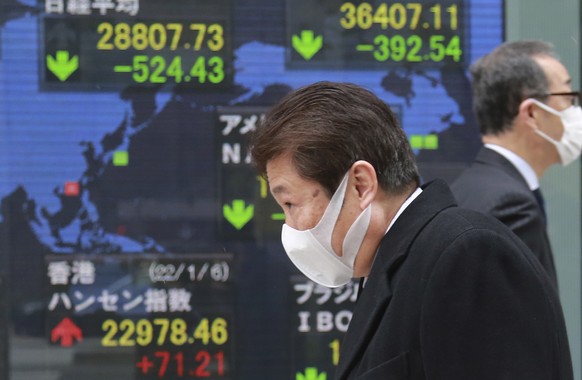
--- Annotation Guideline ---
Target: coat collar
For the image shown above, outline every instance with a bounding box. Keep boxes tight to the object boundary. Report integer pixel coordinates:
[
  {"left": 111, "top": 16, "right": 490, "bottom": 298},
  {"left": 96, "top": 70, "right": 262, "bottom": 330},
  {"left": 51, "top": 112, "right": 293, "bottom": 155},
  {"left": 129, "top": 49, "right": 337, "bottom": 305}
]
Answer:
[
  {"left": 335, "top": 179, "right": 457, "bottom": 378},
  {"left": 475, "top": 147, "right": 530, "bottom": 189}
]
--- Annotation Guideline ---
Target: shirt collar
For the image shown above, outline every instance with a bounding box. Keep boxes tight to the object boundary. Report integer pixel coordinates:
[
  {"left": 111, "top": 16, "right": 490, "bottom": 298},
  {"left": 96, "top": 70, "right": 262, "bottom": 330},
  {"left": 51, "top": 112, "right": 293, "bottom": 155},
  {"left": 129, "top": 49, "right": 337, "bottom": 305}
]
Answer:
[
  {"left": 484, "top": 144, "right": 539, "bottom": 190},
  {"left": 385, "top": 187, "right": 423, "bottom": 234}
]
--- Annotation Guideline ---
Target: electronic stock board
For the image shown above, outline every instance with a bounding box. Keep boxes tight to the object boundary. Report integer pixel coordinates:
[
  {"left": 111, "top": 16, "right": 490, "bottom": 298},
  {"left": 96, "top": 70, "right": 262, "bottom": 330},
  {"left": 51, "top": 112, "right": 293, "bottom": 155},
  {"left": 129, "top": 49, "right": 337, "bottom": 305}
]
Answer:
[{"left": 0, "top": 0, "right": 503, "bottom": 378}]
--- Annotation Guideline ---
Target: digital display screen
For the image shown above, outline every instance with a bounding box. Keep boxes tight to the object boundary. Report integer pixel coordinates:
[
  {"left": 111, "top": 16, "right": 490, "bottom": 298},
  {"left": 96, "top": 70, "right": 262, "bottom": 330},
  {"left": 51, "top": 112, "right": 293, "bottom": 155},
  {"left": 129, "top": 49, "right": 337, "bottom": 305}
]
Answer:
[
  {"left": 46, "top": 254, "right": 234, "bottom": 379},
  {"left": 286, "top": 0, "right": 467, "bottom": 68},
  {"left": 0, "top": 0, "right": 503, "bottom": 378},
  {"left": 42, "top": 0, "right": 232, "bottom": 90}
]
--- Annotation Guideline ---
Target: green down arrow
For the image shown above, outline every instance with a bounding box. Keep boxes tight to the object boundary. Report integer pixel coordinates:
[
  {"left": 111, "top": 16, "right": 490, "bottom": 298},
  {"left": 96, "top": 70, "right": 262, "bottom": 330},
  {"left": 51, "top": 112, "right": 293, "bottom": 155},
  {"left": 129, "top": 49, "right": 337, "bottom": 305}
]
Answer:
[
  {"left": 292, "top": 30, "right": 323, "bottom": 60},
  {"left": 47, "top": 50, "right": 78, "bottom": 82},
  {"left": 223, "top": 200, "right": 254, "bottom": 230},
  {"left": 296, "top": 367, "right": 327, "bottom": 380}
]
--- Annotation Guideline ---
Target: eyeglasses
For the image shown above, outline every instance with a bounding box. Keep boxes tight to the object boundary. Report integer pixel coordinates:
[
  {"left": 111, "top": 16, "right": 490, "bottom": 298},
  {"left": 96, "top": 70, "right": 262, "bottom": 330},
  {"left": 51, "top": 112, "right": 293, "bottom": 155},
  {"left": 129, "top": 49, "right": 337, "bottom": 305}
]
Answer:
[{"left": 534, "top": 91, "right": 581, "bottom": 106}]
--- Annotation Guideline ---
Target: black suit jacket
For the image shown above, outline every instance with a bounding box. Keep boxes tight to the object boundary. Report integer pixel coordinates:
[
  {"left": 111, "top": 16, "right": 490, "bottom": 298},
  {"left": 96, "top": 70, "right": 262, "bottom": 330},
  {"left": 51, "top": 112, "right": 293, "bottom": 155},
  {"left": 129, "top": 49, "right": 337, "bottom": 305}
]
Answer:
[
  {"left": 451, "top": 147, "right": 557, "bottom": 286},
  {"left": 335, "top": 180, "right": 572, "bottom": 379}
]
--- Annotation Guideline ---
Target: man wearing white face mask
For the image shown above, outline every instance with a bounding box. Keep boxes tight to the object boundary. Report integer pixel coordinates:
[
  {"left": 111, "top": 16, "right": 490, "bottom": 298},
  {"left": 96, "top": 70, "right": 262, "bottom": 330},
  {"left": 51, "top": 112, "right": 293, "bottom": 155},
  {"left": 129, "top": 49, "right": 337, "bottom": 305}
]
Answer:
[
  {"left": 452, "top": 40, "right": 582, "bottom": 288},
  {"left": 250, "top": 81, "right": 572, "bottom": 379}
]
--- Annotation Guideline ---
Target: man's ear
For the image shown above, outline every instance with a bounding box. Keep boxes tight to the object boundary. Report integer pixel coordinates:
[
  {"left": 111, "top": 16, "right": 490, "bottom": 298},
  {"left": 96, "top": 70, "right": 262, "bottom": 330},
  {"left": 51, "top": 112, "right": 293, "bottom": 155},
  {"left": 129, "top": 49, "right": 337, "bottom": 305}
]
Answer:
[
  {"left": 518, "top": 98, "right": 539, "bottom": 130},
  {"left": 350, "top": 161, "right": 377, "bottom": 209}
]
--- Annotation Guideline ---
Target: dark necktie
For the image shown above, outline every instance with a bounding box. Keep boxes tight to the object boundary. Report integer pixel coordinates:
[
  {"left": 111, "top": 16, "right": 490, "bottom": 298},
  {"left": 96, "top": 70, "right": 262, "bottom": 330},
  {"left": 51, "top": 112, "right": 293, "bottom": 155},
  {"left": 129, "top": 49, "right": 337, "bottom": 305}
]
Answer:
[{"left": 532, "top": 188, "right": 547, "bottom": 223}]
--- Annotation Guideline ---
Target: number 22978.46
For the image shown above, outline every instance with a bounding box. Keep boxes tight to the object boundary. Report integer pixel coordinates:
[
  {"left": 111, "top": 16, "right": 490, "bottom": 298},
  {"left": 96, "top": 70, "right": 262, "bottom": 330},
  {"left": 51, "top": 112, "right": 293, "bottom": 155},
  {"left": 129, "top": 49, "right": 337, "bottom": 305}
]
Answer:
[{"left": 102, "top": 317, "right": 228, "bottom": 347}]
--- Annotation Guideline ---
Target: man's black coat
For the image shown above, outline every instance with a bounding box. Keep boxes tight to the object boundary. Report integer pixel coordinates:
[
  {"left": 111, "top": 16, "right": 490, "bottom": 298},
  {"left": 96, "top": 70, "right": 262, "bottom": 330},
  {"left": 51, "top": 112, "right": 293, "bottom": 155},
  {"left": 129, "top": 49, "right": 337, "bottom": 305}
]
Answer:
[{"left": 335, "top": 179, "right": 572, "bottom": 379}]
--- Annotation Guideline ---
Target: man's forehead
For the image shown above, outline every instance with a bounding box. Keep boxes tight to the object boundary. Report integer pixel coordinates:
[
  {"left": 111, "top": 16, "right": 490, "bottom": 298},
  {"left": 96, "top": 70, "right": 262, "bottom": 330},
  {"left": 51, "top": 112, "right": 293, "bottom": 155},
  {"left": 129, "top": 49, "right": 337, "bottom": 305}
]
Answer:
[
  {"left": 535, "top": 55, "right": 572, "bottom": 87},
  {"left": 266, "top": 165, "right": 292, "bottom": 195},
  {"left": 266, "top": 153, "right": 297, "bottom": 183}
]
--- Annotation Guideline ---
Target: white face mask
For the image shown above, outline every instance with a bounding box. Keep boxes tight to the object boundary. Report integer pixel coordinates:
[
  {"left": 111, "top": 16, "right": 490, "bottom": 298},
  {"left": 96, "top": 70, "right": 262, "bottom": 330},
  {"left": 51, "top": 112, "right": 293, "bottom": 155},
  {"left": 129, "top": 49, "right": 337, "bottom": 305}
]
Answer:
[
  {"left": 530, "top": 99, "right": 582, "bottom": 166},
  {"left": 281, "top": 173, "right": 371, "bottom": 288}
]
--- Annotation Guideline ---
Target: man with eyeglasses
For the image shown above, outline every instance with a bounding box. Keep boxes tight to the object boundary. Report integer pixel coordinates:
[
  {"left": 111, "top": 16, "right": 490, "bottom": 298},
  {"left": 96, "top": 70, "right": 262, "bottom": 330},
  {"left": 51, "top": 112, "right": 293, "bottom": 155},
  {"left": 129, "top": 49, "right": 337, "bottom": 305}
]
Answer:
[{"left": 452, "top": 40, "right": 582, "bottom": 287}]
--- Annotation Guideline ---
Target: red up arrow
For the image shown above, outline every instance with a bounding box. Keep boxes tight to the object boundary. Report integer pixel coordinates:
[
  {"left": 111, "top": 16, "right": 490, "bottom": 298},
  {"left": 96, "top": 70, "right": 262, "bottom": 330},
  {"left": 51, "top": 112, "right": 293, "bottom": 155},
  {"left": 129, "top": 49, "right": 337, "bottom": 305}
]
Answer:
[{"left": 51, "top": 317, "right": 83, "bottom": 347}]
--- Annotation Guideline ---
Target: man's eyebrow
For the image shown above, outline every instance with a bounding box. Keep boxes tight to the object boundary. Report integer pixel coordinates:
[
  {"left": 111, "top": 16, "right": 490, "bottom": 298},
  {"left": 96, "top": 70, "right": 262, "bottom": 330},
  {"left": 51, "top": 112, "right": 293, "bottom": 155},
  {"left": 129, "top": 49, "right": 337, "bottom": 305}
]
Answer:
[{"left": 270, "top": 184, "right": 288, "bottom": 196}]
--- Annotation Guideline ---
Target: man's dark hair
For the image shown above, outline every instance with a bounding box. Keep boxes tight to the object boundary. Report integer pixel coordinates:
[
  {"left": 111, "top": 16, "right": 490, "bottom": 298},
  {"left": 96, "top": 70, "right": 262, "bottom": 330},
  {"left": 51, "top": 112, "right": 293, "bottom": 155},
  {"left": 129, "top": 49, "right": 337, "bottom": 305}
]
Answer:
[
  {"left": 470, "top": 40, "right": 558, "bottom": 135},
  {"left": 250, "top": 81, "right": 420, "bottom": 196}
]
